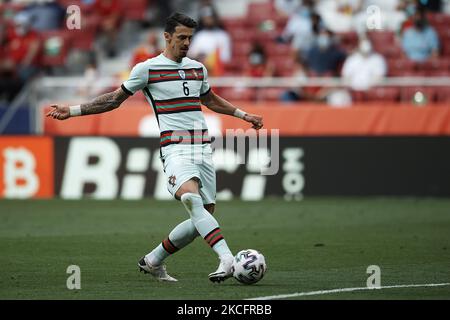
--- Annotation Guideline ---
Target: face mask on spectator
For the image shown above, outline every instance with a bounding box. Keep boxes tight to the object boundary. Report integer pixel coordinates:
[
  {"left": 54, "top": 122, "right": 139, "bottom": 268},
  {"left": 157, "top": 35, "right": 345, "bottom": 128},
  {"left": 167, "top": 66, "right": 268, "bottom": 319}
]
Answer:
[
  {"left": 249, "top": 52, "right": 264, "bottom": 65},
  {"left": 359, "top": 40, "right": 372, "bottom": 56},
  {"left": 317, "top": 34, "right": 330, "bottom": 50}
]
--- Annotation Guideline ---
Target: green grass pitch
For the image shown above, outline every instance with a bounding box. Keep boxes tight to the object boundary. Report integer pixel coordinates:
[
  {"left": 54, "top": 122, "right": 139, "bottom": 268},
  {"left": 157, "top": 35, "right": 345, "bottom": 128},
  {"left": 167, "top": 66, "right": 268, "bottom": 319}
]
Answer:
[{"left": 0, "top": 198, "right": 449, "bottom": 300}]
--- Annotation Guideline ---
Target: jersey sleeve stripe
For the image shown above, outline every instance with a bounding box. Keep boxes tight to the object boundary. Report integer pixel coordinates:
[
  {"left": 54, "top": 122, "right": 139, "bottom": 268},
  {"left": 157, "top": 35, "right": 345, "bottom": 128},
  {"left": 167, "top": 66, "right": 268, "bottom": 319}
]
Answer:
[
  {"left": 200, "top": 87, "right": 211, "bottom": 96},
  {"left": 121, "top": 84, "right": 134, "bottom": 96}
]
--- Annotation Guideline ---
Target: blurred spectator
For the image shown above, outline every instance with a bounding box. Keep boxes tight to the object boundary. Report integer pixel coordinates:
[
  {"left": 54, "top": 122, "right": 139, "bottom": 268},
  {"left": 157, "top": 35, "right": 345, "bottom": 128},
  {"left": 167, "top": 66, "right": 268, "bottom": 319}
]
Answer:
[
  {"left": 401, "top": 7, "right": 439, "bottom": 62},
  {"left": 130, "top": 31, "right": 162, "bottom": 67},
  {"left": 279, "top": 0, "right": 323, "bottom": 58},
  {"left": 196, "top": 0, "right": 225, "bottom": 31},
  {"left": 94, "top": 0, "right": 122, "bottom": 58},
  {"left": 280, "top": 55, "right": 309, "bottom": 102},
  {"left": 304, "top": 29, "right": 346, "bottom": 76},
  {"left": 21, "top": 0, "right": 65, "bottom": 31},
  {"left": 274, "top": 0, "right": 302, "bottom": 16},
  {"left": 1, "top": 12, "right": 40, "bottom": 80},
  {"left": 341, "top": 38, "right": 387, "bottom": 91},
  {"left": 243, "top": 43, "right": 275, "bottom": 77},
  {"left": 189, "top": 4, "right": 231, "bottom": 76},
  {"left": 77, "top": 53, "right": 101, "bottom": 99},
  {"left": 0, "top": 12, "right": 40, "bottom": 101}
]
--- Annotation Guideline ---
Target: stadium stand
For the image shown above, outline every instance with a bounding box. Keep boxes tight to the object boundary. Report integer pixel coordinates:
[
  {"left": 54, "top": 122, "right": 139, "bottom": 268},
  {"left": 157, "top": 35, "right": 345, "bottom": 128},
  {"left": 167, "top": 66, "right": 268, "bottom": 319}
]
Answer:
[{"left": 0, "top": 0, "right": 449, "bottom": 133}]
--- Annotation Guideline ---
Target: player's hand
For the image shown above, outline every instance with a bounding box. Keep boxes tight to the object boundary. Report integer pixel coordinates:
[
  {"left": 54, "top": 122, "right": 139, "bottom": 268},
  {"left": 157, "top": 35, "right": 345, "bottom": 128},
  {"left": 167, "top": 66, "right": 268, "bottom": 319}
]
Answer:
[
  {"left": 46, "top": 104, "right": 70, "bottom": 120},
  {"left": 244, "top": 114, "right": 263, "bottom": 130}
]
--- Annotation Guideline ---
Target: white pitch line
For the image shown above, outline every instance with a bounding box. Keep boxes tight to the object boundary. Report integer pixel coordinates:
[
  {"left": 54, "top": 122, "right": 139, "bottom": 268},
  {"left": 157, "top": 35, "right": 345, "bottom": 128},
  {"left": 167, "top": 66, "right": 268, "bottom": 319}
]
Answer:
[{"left": 246, "top": 283, "right": 450, "bottom": 300}]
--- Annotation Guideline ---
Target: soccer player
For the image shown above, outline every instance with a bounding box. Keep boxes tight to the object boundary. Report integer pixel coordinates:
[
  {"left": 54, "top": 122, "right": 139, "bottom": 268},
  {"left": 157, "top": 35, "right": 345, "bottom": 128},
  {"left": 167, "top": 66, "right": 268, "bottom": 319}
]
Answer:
[{"left": 47, "top": 13, "right": 263, "bottom": 283}]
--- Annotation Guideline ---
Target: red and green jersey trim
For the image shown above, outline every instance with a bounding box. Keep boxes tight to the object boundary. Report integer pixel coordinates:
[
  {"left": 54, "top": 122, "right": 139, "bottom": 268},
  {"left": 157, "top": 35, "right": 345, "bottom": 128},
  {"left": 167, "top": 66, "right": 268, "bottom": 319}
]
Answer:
[
  {"left": 160, "top": 129, "right": 211, "bottom": 147},
  {"left": 154, "top": 97, "right": 202, "bottom": 114},
  {"left": 148, "top": 68, "right": 204, "bottom": 83}
]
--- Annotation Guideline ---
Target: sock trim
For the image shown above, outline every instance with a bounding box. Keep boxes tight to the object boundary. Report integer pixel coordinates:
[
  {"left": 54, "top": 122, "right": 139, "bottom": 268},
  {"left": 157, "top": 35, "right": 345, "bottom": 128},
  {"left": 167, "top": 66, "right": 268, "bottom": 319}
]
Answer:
[
  {"left": 204, "top": 227, "right": 220, "bottom": 242},
  {"left": 209, "top": 234, "right": 224, "bottom": 247},
  {"left": 204, "top": 227, "right": 224, "bottom": 247},
  {"left": 161, "top": 237, "right": 179, "bottom": 254}
]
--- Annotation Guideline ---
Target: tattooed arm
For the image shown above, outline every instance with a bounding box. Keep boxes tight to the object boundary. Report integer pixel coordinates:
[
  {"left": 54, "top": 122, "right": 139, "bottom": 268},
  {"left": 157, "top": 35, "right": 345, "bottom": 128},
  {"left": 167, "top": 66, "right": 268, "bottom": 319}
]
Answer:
[{"left": 46, "top": 87, "right": 130, "bottom": 120}]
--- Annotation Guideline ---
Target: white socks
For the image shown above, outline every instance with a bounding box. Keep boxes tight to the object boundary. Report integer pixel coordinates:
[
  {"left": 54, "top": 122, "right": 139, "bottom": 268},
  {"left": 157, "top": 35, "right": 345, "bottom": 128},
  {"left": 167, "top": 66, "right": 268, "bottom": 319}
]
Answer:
[
  {"left": 146, "top": 219, "right": 198, "bottom": 266},
  {"left": 146, "top": 192, "right": 233, "bottom": 266},
  {"left": 181, "top": 193, "right": 233, "bottom": 259}
]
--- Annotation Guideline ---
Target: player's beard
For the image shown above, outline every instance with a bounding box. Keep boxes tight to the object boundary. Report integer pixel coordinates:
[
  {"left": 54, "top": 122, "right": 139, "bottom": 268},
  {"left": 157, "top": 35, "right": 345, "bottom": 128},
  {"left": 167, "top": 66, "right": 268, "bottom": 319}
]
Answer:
[{"left": 179, "top": 48, "right": 188, "bottom": 58}]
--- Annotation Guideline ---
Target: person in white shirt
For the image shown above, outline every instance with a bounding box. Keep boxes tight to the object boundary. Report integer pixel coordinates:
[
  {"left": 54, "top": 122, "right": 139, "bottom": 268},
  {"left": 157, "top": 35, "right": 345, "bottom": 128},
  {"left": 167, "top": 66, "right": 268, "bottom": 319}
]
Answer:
[
  {"left": 341, "top": 38, "right": 387, "bottom": 91},
  {"left": 188, "top": 6, "right": 231, "bottom": 65}
]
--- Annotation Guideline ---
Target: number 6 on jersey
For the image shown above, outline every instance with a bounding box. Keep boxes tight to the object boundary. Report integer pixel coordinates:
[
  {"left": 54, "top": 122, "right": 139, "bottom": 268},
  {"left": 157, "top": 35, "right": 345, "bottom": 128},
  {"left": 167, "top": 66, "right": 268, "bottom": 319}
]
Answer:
[{"left": 183, "top": 81, "right": 189, "bottom": 96}]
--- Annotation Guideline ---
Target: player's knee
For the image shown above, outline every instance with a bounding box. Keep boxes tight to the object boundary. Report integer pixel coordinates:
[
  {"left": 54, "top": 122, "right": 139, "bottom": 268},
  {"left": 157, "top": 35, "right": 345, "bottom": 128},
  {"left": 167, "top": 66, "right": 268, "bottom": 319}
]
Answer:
[
  {"left": 175, "top": 178, "right": 200, "bottom": 199},
  {"left": 204, "top": 203, "right": 215, "bottom": 214}
]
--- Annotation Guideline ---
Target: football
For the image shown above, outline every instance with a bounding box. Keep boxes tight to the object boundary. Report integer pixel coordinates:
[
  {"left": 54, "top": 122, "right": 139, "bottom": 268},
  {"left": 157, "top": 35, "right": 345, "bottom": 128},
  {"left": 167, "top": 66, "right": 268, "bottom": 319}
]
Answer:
[{"left": 232, "top": 249, "right": 267, "bottom": 285}]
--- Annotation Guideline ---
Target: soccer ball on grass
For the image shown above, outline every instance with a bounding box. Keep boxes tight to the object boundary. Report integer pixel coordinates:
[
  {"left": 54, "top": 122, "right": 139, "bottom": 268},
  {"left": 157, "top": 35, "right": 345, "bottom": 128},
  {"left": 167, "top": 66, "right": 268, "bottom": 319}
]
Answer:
[{"left": 232, "top": 249, "right": 266, "bottom": 285}]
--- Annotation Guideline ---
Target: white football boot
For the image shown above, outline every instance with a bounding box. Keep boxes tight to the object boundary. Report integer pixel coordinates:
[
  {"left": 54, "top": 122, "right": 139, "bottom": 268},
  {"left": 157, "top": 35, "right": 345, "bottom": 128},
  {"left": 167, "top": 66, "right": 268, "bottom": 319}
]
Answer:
[
  {"left": 138, "top": 256, "right": 178, "bottom": 282},
  {"left": 208, "top": 255, "right": 234, "bottom": 283}
]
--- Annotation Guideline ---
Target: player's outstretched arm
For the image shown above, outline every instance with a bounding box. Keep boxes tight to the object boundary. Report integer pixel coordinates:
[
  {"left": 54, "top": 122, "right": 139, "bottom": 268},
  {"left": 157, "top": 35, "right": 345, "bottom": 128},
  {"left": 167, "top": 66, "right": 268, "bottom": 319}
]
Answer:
[
  {"left": 46, "top": 87, "right": 130, "bottom": 120},
  {"left": 200, "top": 90, "right": 263, "bottom": 130}
]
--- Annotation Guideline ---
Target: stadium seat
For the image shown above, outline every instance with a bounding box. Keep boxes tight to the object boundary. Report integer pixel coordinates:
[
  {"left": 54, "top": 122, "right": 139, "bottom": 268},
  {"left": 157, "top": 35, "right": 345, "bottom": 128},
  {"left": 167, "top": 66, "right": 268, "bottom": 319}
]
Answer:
[
  {"left": 272, "top": 56, "right": 294, "bottom": 75},
  {"left": 122, "top": 0, "right": 148, "bottom": 21},
  {"left": 265, "top": 43, "right": 291, "bottom": 58},
  {"left": 219, "top": 87, "right": 257, "bottom": 101},
  {"left": 367, "top": 31, "right": 396, "bottom": 51},
  {"left": 256, "top": 87, "right": 286, "bottom": 101},
  {"left": 427, "top": 13, "right": 450, "bottom": 28},
  {"left": 232, "top": 42, "right": 252, "bottom": 57},
  {"left": 416, "top": 58, "right": 450, "bottom": 75},
  {"left": 365, "top": 87, "right": 400, "bottom": 102},
  {"left": 230, "top": 27, "right": 254, "bottom": 42},
  {"left": 247, "top": 2, "right": 275, "bottom": 22},
  {"left": 222, "top": 18, "right": 247, "bottom": 31},
  {"left": 435, "top": 87, "right": 450, "bottom": 102},
  {"left": 337, "top": 32, "right": 359, "bottom": 51},
  {"left": 388, "top": 58, "right": 416, "bottom": 76}
]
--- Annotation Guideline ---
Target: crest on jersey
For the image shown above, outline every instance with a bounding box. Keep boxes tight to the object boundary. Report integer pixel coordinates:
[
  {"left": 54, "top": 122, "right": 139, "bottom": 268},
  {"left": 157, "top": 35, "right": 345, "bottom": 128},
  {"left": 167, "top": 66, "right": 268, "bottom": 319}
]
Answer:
[
  {"left": 178, "top": 70, "right": 186, "bottom": 79},
  {"left": 168, "top": 175, "right": 176, "bottom": 187}
]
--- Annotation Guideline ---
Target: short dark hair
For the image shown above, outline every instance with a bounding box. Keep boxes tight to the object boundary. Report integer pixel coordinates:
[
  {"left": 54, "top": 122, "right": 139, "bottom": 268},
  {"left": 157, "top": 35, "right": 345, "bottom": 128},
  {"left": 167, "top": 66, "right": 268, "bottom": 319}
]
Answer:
[{"left": 165, "top": 12, "right": 198, "bottom": 34}]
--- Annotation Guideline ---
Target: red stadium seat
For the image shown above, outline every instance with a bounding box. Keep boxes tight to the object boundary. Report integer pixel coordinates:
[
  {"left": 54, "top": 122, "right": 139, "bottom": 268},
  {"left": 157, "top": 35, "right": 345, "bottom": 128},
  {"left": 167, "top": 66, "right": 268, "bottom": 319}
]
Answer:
[
  {"left": 123, "top": 0, "right": 148, "bottom": 20},
  {"left": 230, "top": 27, "right": 254, "bottom": 42},
  {"left": 416, "top": 58, "right": 450, "bottom": 75},
  {"left": 256, "top": 87, "right": 285, "bottom": 101},
  {"left": 265, "top": 43, "right": 291, "bottom": 58},
  {"left": 365, "top": 87, "right": 400, "bottom": 102},
  {"left": 388, "top": 58, "right": 416, "bottom": 76},
  {"left": 232, "top": 42, "right": 252, "bottom": 57},
  {"left": 219, "top": 87, "right": 257, "bottom": 102},
  {"left": 367, "top": 31, "right": 396, "bottom": 51},
  {"left": 337, "top": 32, "right": 359, "bottom": 50},
  {"left": 427, "top": 13, "right": 450, "bottom": 28},
  {"left": 435, "top": 87, "right": 450, "bottom": 102},
  {"left": 222, "top": 18, "right": 247, "bottom": 31},
  {"left": 247, "top": 2, "right": 275, "bottom": 22},
  {"left": 272, "top": 56, "right": 294, "bottom": 75}
]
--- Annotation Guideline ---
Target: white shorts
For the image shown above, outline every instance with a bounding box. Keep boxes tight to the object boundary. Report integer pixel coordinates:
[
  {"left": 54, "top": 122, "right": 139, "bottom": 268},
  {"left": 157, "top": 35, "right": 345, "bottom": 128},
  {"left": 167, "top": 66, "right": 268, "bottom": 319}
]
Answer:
[{"left": 161, "top": 144, "right": 216, "bottom": 204}]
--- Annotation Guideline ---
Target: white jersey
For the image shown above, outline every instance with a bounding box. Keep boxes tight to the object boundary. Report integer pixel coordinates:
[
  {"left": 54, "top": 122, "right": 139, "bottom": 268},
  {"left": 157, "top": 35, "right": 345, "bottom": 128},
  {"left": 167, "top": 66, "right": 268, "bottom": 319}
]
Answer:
[{"left": 121, "top": 53, "right": 211, "bottom": 148}]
